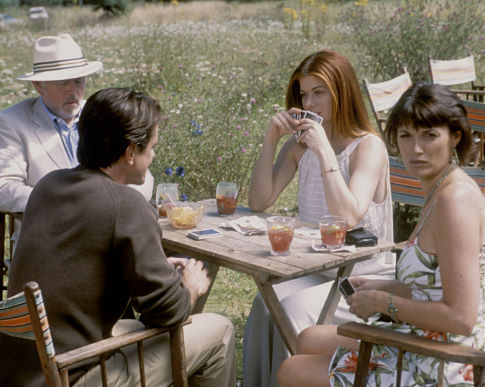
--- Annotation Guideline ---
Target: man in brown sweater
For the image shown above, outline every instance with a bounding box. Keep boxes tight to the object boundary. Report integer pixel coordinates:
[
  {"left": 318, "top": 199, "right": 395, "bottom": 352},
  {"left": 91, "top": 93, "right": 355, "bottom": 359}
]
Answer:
[{"left": 0, "top": 88, "right": 235, "bottom": 386}]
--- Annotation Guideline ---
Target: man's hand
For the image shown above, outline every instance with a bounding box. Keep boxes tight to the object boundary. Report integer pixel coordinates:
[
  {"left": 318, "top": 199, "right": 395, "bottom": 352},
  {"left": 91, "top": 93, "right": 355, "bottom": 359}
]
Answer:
[{"left": 171, "top": 258, "right": 210, "bottom": 308}]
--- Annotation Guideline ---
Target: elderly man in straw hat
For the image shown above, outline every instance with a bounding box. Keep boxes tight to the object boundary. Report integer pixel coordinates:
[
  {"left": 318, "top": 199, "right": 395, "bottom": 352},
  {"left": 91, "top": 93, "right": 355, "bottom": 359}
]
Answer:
[{"left": 0, "top": 33, "right": 154, "bottom": 243}]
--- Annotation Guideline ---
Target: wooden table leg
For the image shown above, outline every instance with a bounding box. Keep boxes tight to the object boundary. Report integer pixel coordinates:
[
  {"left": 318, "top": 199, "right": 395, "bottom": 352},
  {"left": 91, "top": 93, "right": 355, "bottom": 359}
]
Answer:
[
  {"left": 317, "top": 263, "right": 354, "bottom": 325},
  {"left": 254, "top": 275, "right": 297, "bottom": 355}
]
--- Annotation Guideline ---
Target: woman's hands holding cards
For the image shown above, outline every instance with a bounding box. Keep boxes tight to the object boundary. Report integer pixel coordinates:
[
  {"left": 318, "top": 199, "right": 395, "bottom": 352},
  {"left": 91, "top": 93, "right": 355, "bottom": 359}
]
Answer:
[
  {"left": 267, "top": 108, "right": 301, "bottom": 142},
  {"left": 293, "top": 110, "right": 328, "bottom": 152}
]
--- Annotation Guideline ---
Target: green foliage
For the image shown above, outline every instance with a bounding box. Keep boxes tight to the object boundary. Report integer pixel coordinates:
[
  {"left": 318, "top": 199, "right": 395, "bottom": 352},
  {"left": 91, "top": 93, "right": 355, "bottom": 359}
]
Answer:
[
  {"left": 344, "top": 0, "right": 485, "bottom": 81},
  {"left": 393, "top": 203, "right": 419, "bottom": 243},
  {"left": 93, "top": 0, "right": 131, "bottom": 16},
  {"left": 282, "top": 0, "right": 328, "bottom": 39},
  {"left": 93, "top": 22, "right": 311, "bottom": 202}
]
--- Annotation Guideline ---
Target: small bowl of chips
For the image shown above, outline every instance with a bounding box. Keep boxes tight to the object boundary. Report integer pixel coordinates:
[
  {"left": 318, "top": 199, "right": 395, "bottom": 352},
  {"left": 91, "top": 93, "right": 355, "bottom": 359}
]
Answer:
[{"left": 166, "top": 201, "right": 205, "bottom": 229}]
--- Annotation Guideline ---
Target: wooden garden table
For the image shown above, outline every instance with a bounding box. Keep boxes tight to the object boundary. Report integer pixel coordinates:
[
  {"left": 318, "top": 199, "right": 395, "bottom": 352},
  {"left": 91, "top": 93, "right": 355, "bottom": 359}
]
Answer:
[{"left": 159, "top": 199, "right": 394, "bottom": 355}]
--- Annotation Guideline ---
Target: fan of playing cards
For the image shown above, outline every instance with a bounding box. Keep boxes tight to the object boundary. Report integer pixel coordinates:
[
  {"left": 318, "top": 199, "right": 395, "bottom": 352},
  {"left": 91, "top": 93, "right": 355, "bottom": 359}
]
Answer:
[{"left": 293, "top": 110, "right": 323, "bottom": 137}]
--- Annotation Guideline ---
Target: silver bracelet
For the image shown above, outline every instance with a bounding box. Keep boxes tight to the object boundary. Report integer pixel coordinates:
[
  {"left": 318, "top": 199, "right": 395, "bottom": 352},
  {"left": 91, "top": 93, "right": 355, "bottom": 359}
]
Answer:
[
  {"left": 387, "top": 294, "right": 399, "bottom": 322},
  {"left": 321, "top": 165, "right": 339, "bottom": 176}
]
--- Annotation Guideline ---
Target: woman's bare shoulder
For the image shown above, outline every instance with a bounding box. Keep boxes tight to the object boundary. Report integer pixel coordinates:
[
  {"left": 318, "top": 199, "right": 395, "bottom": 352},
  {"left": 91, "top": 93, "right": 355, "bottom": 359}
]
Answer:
[{"left": 435, "top": 175, "right": 484, "bottom": 217}]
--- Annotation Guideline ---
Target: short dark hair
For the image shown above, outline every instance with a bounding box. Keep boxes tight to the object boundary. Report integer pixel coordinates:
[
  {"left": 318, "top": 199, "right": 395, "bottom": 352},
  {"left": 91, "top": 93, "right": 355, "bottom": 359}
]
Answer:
[
  {"left": 385, "top": 82, "right": 476, "bottom": 165},
  {"left": 77, "top": 87, "right": 161, "bottom": 168}
]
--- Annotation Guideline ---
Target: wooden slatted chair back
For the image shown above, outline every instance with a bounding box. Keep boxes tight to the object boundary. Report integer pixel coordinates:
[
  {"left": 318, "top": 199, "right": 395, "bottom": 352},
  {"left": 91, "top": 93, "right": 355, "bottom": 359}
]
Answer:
[
  {"left": 429, "top": 54, "right": 477, "bottom": 86},
  {"left": 0, "top": 281, "right": 61, "bottom": 386},
  {"left": 389, "top": 157, "right": 485, "bottom": 207},
  {"left": 462, "top": 99, "right": 485, "bottom": 162},
  {"left": 429, "top": 54, "right": 485, "bottom": 101},
  {"left": 363, "top": 68, "right": 412, "bottom": 136},
  {"left": 389, "top": 156, "right": 424, "bottom": 207},
  {"left": 0, "top": 281, "right": 189, "bottom": 387}
]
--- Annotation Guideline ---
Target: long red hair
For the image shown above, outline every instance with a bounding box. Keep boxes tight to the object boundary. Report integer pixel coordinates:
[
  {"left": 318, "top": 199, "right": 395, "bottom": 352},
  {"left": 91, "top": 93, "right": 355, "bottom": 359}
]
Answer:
[{"left": 286, "top": 50, "right": 374, "bottom": 138}]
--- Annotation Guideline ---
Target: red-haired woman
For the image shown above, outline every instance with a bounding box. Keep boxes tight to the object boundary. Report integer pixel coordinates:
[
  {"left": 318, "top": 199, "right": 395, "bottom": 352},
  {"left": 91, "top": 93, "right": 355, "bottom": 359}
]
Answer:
[{"left": 243, "top": 50, "right": 395, "bottom": 387}]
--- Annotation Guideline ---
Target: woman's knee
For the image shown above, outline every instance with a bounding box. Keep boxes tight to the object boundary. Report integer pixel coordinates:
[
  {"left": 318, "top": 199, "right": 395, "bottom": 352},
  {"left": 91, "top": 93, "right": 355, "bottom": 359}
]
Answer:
[
  {"left": 296, "top": 326, "right": 316, "bottom": 354},
  {"left": 296, "top": 325, "right": 338, "bottom": 355},
  {"left": 276, "top": 356, "right": 298, "bottom": 387}
]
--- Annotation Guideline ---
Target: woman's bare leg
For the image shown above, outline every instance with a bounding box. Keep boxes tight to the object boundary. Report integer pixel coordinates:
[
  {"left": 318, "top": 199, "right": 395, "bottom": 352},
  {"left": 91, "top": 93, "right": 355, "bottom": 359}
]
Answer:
[
  {"left": 297, "top": 325, "right": 359, "bottom": 354},
  {"left": 277, "top": 325, "right": 359, "bottom": 387}
]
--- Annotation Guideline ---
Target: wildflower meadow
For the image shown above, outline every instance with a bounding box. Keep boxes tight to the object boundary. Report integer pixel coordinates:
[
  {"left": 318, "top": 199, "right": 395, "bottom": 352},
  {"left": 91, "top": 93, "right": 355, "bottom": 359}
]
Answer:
[{"left": 1, "top": 0, "right": 484, "bottom": 382}]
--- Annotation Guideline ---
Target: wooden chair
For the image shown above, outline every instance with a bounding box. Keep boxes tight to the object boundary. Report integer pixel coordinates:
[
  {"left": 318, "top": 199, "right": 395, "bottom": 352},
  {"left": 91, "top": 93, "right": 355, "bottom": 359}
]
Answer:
[
  {"left": 389, "top": 156, "right": 485, "bottom": 207},
  {"left": 1, "top": 212, "right": 16, "bottom": 300},
  {"left": 0, "top": 281, "right": 190, "bottom": 387},
  {"left": 363, "top": 68, "right": 412, "bottom": 136},
  {"left": 462, "top": 99, "right": 485, "bottom": 163},
  {"left": 337, "top": 321, "right": 485, "bottom": 387},
  {"left": 429, "top": 54, "right": 485, "bottom": 101}
]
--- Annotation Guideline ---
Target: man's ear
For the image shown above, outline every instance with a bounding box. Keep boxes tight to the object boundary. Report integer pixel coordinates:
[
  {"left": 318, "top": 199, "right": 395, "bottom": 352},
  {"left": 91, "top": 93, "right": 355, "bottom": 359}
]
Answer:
[
  {"left": 32, "top": 81, "right": 43, "bottom": 95},
  {"left": 123, "top": 144, "right": 136, "bottom": 165}
]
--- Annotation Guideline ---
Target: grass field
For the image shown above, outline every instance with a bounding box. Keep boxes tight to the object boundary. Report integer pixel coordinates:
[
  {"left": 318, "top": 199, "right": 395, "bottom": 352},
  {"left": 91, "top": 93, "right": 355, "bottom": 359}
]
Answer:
[{"left": 1, "top": 0, "right": 484, "bottom": 382}]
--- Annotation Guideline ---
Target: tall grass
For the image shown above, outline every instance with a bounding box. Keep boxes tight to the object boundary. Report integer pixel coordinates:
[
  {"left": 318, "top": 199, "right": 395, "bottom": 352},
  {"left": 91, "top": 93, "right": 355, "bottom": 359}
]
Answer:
[{"left": 1, "top": 0, "right": 484, "bottom": 381}]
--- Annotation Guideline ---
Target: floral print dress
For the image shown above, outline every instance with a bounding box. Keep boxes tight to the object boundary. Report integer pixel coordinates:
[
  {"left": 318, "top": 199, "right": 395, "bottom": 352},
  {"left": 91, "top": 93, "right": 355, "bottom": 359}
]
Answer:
[{"left": 329, "top": 206, "right": 485, "bottom": 386}]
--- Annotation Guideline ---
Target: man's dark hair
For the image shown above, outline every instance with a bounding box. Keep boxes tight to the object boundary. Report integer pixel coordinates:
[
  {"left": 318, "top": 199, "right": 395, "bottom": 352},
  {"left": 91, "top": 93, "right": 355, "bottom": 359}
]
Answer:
[{"left": 77, "top": 87, "right": 161, "bottom": 168}]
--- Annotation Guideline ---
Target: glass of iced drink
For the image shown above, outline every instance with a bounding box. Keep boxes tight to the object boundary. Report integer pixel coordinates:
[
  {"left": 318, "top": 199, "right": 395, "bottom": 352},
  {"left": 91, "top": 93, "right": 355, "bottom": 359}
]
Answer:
[
  {"left": 216, "top": 182, "right": 238, "bottom": 216},
  {"left": 156, "top": 183, "right": 179, "bottom": 217},
  {"left": 319, "top": 215, "right": 347, "bottom": 249},
  {"left": 267, "top": 216, "right": 296, "bottom": 256}
]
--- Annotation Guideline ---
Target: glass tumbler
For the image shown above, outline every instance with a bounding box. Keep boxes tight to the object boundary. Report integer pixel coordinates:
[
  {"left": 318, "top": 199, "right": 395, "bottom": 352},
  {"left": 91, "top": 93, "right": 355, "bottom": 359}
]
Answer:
[
  {"left": 319, "top": 215, "right": 347, "bottom": 249},
  {"left": 156, "top": 183, "right": 179, "bottom": 217},
  {"left": 266, "top": 216, "right": 296, "bottom": 256},
  {"left": 216, "top": 182, "right": 238, "bottom": 216}
]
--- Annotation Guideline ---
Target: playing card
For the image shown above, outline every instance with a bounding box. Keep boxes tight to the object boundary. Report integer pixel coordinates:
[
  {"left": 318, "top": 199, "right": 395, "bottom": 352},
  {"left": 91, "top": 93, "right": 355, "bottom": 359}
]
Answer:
[
  {"left": 301, "top": 110, "right": 323, "bottom": 124},
  {"left": 294, "top": 110, "right": 323, "bottom": 138},
  {"left": 293, "top": 112, "right": 302, "bottom": 137}
]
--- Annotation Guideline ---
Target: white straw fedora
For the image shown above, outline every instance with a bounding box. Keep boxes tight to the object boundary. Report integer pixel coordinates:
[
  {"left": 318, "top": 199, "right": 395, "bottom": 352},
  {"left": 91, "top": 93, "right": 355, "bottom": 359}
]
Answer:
[{"left": 18, "top": 33, "right": 103, "bottom": 82}]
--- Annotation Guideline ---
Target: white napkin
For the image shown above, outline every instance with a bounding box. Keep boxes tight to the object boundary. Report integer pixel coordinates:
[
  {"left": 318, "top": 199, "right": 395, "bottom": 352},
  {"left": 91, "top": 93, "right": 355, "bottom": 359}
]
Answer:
[
  {"left": 311, "top": 240, "right": 356, "bottom": 253},
  {"left": 219, "top": 215, "right": 267, "bottom": 235}
]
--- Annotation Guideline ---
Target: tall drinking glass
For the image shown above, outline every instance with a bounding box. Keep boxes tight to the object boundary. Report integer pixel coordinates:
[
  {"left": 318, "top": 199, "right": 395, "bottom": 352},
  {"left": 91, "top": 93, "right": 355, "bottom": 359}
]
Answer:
[
  {"left": 156, "top": 183, "right": 179, "bottom": 217},
  {"left": 319, "top": 215, "right": 347, "bottom": 249},
  {"left": 267, "top": 216, "right": 296, "bottom": 256},
  {"left": 216, "top": 182, "right": 238, "bottom": 216}
]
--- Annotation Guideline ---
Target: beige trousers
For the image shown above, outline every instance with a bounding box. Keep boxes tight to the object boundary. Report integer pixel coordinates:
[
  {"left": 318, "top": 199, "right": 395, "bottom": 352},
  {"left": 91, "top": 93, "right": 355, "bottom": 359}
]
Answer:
[{"left": 74, "top": 313, "right": 235, "bottom": 387}]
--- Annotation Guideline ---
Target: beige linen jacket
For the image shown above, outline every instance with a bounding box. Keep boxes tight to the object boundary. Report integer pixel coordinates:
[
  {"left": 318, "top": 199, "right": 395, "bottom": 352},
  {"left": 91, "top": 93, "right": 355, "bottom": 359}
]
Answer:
[{"left": 0, "top": 97, "right": 153, "bottom": 236}]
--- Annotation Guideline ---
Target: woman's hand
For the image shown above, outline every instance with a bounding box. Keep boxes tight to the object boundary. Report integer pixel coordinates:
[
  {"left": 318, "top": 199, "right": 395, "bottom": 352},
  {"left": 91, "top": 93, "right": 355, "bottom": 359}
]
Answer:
[
  {"left": 294, "top": 118, "right": 329, "bottom": 152},
  {"left": 267, "top": 108, "right": 300, "bottom": 142},
  {"left": 347, "top": 290, "right": 387, "bottom": 322}
]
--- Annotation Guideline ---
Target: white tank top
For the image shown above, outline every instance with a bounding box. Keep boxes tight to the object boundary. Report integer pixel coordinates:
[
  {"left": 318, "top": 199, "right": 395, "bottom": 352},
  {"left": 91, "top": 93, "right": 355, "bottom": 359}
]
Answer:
[{"left": 297, "top": 134, "right": 395, "bottom": 276}]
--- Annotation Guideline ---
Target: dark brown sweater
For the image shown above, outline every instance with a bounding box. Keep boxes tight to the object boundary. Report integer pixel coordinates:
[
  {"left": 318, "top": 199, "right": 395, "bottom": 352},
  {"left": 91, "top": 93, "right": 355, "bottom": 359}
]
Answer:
[{"left": 0, "top": 166, "right": 191, "bottom": 386}]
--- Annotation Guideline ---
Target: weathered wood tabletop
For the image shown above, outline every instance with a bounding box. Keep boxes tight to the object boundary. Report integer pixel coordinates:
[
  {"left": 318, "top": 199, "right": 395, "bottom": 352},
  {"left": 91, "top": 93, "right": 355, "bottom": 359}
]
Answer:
[{"left": 159, "top": 199, "right": 395, "bottom": 354}]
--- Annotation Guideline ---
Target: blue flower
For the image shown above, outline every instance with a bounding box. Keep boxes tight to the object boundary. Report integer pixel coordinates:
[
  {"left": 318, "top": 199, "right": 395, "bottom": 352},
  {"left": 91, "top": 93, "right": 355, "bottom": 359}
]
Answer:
[
  {"left": 176, "top": 166, "right": 185, "bottom": 177},
  {"left": 192, "top": 129, "right": 203, "bottom": 136},
  {"left": 179, "top": 193, "right": 188, "bottom": 201},
  {"left": 165, "top": 167, "right": 173, "bottom": 176}
]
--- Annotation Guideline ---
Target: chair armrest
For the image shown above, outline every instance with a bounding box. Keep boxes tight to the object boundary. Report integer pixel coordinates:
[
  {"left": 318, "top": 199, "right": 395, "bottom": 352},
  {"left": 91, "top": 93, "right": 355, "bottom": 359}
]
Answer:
[
  {"left": 392, "top": 241, "right": 407, "bottom": 254},
  {"left": 450, "top": 89, "right": 485, "bottom": 96},
  {"left": 337, "top": 321, "right": 485, "bottom": 366},
  {"left": 56, "top": 318, "right": 192, "bottom": 369}
]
